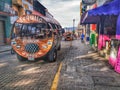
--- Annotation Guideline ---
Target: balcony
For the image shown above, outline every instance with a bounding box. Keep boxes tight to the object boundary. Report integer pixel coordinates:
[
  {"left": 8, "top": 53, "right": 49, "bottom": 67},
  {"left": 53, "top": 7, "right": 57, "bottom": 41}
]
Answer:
[{"left": 12, "top": 0, "right": 22, "bottom": 6}]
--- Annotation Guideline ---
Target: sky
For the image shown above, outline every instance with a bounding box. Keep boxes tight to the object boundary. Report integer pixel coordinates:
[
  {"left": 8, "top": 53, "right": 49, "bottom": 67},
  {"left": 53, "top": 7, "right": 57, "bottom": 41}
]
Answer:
[{"left": 39, "top": 0, "right": 81, "bottom": 28}]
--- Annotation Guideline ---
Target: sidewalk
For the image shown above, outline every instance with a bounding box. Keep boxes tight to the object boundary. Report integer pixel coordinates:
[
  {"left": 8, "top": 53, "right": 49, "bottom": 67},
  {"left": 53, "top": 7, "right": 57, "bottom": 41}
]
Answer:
[
  {"left": 58, "top": 40, "right": 120, "bottom": 90},
  {"left": 0, "top": 45, "right": 11, "bottom": 53}
]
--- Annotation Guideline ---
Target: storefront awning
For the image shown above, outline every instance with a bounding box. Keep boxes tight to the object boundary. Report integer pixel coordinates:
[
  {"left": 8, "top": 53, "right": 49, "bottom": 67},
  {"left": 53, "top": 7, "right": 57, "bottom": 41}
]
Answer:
[
  {"left": 88, "top": 0, "right": 120, "bottom": 16},
  {"left": 81, "top": 0, "right": 120, "bottom": 24},
  {"left": 80, "top": 11, "right": 100, "bottom": 24}
]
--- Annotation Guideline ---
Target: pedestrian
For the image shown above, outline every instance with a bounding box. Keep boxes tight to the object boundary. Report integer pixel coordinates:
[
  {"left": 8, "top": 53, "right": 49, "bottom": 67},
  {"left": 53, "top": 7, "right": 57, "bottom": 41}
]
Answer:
[{"left": 81, "top": 33, "right": 84, "bottom": 43}]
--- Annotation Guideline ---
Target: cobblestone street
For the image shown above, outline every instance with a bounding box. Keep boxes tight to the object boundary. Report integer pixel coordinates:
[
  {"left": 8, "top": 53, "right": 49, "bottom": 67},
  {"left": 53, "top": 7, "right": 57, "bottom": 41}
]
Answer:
[
  {"left": 58, "top": 40, "right": 120, "bottom": 90},
  {"left": 1, "top": 40, "right": 120, "bottom": 90},
  {"left": 0, "top": 0, "right": 119, "bottom": 90},
  {"left": 0, "top": 41, "right": 70, "bottom": 90}
]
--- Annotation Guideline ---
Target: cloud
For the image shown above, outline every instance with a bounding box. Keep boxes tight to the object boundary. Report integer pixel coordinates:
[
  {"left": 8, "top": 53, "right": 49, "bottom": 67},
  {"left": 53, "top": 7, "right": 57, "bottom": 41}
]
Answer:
[{"left": 39, "top": 0, "right": 81, "bottom": 27}]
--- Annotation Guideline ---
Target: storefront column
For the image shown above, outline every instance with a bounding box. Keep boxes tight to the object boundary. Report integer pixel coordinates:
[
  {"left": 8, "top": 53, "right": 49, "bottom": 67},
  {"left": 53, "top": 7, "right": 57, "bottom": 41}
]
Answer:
[
  {"left": 116, "top": 14, "right": 120, "bottom": 39},
  {"left": 98, "top": 16, "right": 105, "bottom": 50}
]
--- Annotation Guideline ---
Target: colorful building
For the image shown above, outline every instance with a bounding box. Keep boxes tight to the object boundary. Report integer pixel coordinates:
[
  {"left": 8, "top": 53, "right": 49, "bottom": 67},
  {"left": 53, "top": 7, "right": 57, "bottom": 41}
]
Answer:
[
  {"left": 80, "top": 0, "right": 114, "bottom": 47},
  {"left": 0, "top": 0, "right": 15, "bottom": 45},
  {"left": 12, "top": 0, "right": 33, "bottom": 16},
  {"left": 80, "top": 0, "right": 120, "bottom": 74}
]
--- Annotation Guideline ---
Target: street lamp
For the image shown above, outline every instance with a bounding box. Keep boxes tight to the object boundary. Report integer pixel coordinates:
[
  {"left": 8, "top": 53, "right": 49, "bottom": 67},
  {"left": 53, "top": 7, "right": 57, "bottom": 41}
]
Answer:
[{"left": 73, "top": 19, "right": 75, "bottom": 34}]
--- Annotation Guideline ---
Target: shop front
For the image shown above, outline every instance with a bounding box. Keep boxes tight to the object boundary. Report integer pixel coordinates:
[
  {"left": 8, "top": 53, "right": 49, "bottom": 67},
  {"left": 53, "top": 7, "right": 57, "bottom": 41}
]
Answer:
[{"left": 81, "top": 0, "right": 120, "bottom": 73}]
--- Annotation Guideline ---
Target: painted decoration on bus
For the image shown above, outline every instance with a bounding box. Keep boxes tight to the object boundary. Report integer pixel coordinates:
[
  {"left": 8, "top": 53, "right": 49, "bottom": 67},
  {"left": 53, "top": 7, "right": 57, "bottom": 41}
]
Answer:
[{"left": 16, "top": 15, "right": 43, "bottom": 23}]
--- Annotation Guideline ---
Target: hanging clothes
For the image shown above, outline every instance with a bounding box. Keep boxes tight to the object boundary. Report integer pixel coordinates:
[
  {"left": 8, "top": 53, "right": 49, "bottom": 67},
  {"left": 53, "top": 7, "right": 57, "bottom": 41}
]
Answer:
[{"left": 90, "top": 33, "right": 95, "bottom": 46}]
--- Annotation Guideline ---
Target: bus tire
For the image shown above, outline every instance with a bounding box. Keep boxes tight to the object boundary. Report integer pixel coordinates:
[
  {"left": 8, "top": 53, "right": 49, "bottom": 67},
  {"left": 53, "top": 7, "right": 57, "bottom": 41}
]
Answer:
[
  {"left": 17, "top": 54, "right": 26, "bottom": 61},
  {"left": 58, "top": 44, "right": 61, "bottom": 51},
  {"left": 11, "top": 48, "right": 15, "bottom": 54},
  {"left": 45, "top": 49, "right": 57, "bottom": 62}
]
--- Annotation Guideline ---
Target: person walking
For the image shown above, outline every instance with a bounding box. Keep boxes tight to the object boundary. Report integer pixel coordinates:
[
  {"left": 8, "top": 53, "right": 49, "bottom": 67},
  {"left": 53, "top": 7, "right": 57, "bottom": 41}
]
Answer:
[{"left": 81, "top": 33, "right": 84, "bottom": 43}]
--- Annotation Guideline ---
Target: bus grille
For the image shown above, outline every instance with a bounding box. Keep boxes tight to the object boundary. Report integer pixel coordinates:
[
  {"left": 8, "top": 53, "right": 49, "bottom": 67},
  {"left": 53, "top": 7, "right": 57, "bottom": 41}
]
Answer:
[{"left": 25, "top": 43, "right": 39, "bottom": 54}]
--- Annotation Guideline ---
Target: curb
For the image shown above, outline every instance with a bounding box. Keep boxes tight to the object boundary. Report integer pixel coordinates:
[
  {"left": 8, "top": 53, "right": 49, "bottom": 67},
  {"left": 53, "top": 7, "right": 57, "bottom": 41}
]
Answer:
[{"left": 0, "top": 49, "right": 11, "bottom": 53}]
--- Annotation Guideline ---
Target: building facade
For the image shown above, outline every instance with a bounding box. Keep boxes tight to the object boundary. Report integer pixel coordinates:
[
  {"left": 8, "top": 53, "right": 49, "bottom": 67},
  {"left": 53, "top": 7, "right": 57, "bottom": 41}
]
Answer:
[
  {"left": 79, "top": 0, "right": 114, "bottom": 46},
  {"left": 0, "top": 0, "right": 14, "bottom": 45}
]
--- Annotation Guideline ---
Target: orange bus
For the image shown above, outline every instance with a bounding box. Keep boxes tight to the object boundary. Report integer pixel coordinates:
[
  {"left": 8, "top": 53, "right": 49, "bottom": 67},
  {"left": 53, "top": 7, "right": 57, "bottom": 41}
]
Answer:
[{"left": 11, "top": 14, "right": 62, "bottom": 62}]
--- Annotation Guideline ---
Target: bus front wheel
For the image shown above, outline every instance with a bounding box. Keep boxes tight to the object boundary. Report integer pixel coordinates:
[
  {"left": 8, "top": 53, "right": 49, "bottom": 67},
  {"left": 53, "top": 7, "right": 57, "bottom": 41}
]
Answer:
[
  {"left": 58, "top": 44, "right": 61, "bottom": 51},
  {"left": 45, "top": 49, "right": 57, "bottom": 62}
]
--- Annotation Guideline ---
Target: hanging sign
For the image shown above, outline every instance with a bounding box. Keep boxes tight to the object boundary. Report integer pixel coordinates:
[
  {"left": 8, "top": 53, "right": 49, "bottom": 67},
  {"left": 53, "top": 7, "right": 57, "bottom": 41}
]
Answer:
[{"left": 82, "top": 0, "right": 96, "bottom": 5}]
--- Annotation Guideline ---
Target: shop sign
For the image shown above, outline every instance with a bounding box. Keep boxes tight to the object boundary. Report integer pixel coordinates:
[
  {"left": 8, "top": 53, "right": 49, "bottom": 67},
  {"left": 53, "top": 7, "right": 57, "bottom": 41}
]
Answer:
[{"left": 82, "top": 0, "right": 96, "bottom": 5}]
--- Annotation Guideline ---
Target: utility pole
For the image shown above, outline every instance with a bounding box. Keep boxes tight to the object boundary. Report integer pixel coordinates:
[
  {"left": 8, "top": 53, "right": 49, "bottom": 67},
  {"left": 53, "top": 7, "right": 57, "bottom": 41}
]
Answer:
[
  {"left": 70, "top": 19, "right": 75, "bottom": 47},
  {"left": 73, "top": 19, "right": 75, "bottom": 33}
]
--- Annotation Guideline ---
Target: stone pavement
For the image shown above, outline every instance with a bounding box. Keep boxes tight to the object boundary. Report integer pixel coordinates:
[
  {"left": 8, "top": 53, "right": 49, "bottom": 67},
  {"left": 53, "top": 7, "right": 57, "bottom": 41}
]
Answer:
[
  {"left": 58, "top": 40, "right": 120, "bottom": 90},
  {"left": 0, "top": 45, "right": 11, "bottom": 53},
  {"left": 0, "top": 41, "right": 70, "bottom": 90}
]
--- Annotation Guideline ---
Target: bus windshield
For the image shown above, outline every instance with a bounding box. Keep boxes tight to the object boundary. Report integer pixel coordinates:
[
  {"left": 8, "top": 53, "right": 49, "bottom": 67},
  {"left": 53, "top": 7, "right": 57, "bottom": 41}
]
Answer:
[{"left": 12, "top": 23, "right": 53, "bottom": 39}]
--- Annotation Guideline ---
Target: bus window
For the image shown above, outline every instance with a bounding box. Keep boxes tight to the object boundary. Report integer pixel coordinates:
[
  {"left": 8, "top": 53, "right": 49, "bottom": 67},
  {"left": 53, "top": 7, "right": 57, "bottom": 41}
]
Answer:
[
  {"left": 48, "top": 23, "right": 53, "bottom": 29},
  {"left": 51, "top": 23, "right": 56, "bottom": 29},
  {"left": 12, "top": 23, "right": 48, "bottom": 39},
  {"left": 21, "top": 25, "right": 28, "bottom": 37},
  {"left": 13, "top": 23, "right": 22, "bottom": 37},
  {"left": 55, "top": 25, "right": 58, "bottom": 29},
  {"left": 47, "top": 23, "right": 51, "bottom": 29}
]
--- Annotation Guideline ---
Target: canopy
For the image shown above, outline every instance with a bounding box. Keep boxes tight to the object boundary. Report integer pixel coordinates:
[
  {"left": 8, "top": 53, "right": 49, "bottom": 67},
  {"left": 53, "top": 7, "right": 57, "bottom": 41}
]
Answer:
[
  {"left": 81, "top": 0, "right": 120, "bottom": 24},
  {"left": 88, "top": 0, "right": 120, "bottom": 16},
  {"left": 80, "top": 11, "right": 100, "bottom": 24}
]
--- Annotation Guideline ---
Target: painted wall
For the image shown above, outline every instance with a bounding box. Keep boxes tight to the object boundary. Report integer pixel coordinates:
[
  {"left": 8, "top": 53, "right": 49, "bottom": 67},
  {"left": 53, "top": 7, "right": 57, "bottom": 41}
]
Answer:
[{"left": 0, "top": 0, "right": 12, "bottom": 44}]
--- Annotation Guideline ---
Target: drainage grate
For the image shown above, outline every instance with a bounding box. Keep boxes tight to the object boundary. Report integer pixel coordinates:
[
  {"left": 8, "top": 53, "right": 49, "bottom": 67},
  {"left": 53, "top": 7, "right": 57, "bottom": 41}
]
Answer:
[{"left": 92, "top": 76, "right": 120, "bottom": 87}]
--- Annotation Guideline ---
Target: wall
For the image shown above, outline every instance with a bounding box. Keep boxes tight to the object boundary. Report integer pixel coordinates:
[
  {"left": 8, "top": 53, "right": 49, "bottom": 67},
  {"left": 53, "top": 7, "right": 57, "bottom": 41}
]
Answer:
[{"left": 0, "top": 0, "right": 12, "bottom": 44}]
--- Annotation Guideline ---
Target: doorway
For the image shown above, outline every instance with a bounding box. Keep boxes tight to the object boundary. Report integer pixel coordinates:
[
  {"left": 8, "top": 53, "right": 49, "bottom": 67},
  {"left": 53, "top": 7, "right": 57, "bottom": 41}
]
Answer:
[{"left": 0, "top": 21, "right": 5, "bottom": 45}]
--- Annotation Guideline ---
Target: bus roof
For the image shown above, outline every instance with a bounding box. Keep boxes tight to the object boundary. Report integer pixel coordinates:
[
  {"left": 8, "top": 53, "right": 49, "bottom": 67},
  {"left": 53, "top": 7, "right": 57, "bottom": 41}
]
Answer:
[{"left": 16, "top": 14, "right": 60, "bottom": 26}]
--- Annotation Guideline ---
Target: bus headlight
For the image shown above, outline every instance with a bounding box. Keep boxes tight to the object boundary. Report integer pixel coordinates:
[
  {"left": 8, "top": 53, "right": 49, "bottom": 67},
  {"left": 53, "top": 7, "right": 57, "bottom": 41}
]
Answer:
[
  {"left": 47, "top": 41, "right": 52, "bottom": 45},
  {"left": 16, "top": 45, "right": 21, "bottom": 49},
  {"left": 11, "top": 41, "right": 16, "bottom": 45},
  {"left": 42, "top": 45, "right": 48, "bottom": 49}
]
